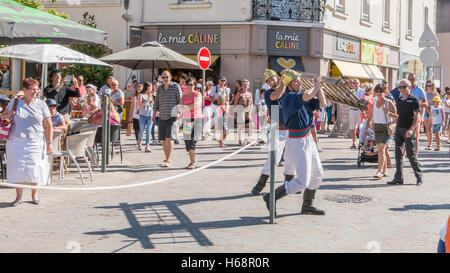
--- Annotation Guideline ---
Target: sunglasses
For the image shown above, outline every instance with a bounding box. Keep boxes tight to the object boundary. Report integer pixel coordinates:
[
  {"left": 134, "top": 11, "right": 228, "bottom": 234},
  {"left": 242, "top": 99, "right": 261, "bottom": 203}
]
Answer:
[
  {"left": 375, "top": 89, "right": 384, "bottom": 93},
  {"left": 426, "top": 85, "right": 433, "bottom": 87},
  {"left": 408, "top": 78, "right": 415, "bottom": 81},
  {"left": 187, "top": 83, "right": 195, "bottom": 86},
  {"left": 161, "top": 76, "right": 169, "bottom": 79},
  {"left": 398, "top": 86, "right": 407, "bottom": 89}
]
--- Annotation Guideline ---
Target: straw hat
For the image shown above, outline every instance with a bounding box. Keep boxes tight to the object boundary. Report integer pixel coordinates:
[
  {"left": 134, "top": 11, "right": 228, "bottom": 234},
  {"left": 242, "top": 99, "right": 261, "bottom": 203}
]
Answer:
[
  {"left": 281, "top": 69, "right": 300, "bottom": 87},
  {"left": 264, "top": 69, "right": 278, "bottom": 82}
]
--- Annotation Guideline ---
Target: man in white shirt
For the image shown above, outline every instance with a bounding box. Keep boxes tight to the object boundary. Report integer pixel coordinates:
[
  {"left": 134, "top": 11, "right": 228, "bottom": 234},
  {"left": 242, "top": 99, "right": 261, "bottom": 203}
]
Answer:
[{"left": 348, "top": 79, "right": 365, "bottom": 149}]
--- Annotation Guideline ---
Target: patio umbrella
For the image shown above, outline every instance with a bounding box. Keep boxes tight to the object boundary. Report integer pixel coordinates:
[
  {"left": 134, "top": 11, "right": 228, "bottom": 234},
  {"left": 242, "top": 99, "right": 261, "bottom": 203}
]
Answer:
[
  {"left": 100, "top": 41, "right": 200, "bottom": 81},
  {"left": 0, "top": 0, "right": 107, "bottom": 45},
  {"left": 0, "top": 44, "right": 111, "bottom": 90}
]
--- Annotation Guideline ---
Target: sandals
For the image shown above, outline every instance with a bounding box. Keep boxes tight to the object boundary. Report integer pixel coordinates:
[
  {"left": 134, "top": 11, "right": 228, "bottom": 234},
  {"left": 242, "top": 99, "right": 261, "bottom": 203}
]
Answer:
[
  {"left": 160, "top": 161, "right": 171, "bottom": 167},
  {"left": 185, "top": 163, "right": 196, "bottom": 170},
  {"left": 424, "top": 145, "right": 432, "bottom": 150},
  {"left": 434, "top": 146, "right": 440, "bottom": 151},
  {"left": 373, "top": 172, "right": 383, "bottom": 179},
  {"left": 350, "top": 145, "right": 357, "bottom": 149},
  {"left": 145, "top": 146, "right": 151, "bottom": 153}
]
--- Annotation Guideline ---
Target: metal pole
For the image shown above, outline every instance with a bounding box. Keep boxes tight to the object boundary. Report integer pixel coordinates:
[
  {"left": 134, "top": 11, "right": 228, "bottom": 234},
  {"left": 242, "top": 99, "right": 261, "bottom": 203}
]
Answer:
[
  {"left": 202, "top": 69, "right": 206, "bottom": 107},
  {"left": 101, "top": 95, "right": 108, "bottom": 173},
  {"left": 106, "top": 95, "right": 111, "bottom": 166},
  {"left": 269, "top": 105, "right": 278, "bottom": 224}
]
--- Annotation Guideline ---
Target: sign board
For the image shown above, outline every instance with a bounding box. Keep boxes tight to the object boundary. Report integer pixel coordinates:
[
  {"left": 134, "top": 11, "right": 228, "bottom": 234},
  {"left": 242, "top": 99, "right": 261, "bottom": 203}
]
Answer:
[
  {"left": 197, "top": 47, "right": 211, "bottom": 70},
  {"left": 361, "top": 40, "right": 390, "bottom": 66},
  {"left": 419, "top": 24, "right": 439, "bottom": 48},
  {"left": 408, "top": 59, "right": 423, "bottom": 74},
  {"left": 267, "top": 27, "right": 309, "bottom": 56},
  {"left": 331, "top": 33, "right": 360, "bottom": 62},
  {"left": 420, "top": 47, "right": 439, "bottom": 66},
  {"left": 157, "top": 26, "right": 220, "bottom": 54}
]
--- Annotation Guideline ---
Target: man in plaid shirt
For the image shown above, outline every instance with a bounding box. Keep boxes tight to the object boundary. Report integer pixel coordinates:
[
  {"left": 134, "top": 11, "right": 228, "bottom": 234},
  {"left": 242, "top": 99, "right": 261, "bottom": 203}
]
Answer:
[{"left": 153, "top": 71, "right": 182, "bottom": 167}]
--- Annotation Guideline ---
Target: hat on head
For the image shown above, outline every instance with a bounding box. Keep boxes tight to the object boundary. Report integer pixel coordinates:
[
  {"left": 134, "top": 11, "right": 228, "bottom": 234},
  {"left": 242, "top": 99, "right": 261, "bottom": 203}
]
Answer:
[
  {"left": 432, "top": 96, "right": 441, "bottom": 102},
  {"left": 195, "top": 83, "right": 202, "bottom": 89},
  {"left": 264, "top": 69, "right": 278, "bottom": 82},
  {"left": 219, "top": 76, "right": 227, "bottom": 81},
  {"left": 281, "top": 69, "right": 300, "bottom": 87},
  {"left": 85, "top": 84, "right": 97, "bottom": 91},
  {"left": 45, "top": 99, "right": 58, "bottom": 106},
  {"left": 206, "top": 81, "right": 214, "bottom": 86}
]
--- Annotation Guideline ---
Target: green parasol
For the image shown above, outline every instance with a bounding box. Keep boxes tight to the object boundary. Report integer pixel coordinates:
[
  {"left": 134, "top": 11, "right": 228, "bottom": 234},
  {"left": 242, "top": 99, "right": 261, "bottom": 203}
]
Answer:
[{"left": 0, "top": 0, "right": 107, "bottom": 45}]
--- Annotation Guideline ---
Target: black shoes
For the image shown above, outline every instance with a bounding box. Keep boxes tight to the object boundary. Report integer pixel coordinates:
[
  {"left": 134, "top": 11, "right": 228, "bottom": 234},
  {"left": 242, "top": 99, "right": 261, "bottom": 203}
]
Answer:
[
  {"left": 387, "top": 180, "right": 404, "bottom": 185},
  {"left": 251, "top": 174, "right": 270, "bottom": 196},
  {"left": 416, "top": 179, "right": 423, "bottom": 186},
  {"left": 263, "top": 185, "right": 287, "bottom": 217},
  {"left": 301, "top": 189, "right": 325, "bottom": 215}
]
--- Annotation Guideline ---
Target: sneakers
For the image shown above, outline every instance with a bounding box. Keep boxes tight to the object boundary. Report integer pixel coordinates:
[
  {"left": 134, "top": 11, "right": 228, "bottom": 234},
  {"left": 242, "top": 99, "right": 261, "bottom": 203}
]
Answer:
[
  {"left": 317, "top": 147, "right": 323, "bottom": 153},
  {"left": 145, "top": 145, "right": 151, "bottom": 153}
]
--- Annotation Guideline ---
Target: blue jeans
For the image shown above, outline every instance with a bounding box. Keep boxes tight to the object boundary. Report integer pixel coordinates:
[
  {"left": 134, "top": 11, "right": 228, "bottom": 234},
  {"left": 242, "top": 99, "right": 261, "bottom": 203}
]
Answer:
[
  {"left": 138, "top": 115, "right": 153, "bottom": 145},
  {"left": 437, "top": 239, "right": 446, "bottom": 253}
]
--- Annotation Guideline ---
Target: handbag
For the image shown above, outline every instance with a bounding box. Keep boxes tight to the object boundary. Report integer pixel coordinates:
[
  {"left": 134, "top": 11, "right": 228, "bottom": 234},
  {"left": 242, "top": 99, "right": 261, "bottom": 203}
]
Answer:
[
  {"left": 182, "top": 121, "right": 194, "bottom": 135},
  {"left": 384, "top": 101, "right": 396, "bottom": 136},
  {"left": 0, "top": 99, "right": 19, "bottom": 140}
]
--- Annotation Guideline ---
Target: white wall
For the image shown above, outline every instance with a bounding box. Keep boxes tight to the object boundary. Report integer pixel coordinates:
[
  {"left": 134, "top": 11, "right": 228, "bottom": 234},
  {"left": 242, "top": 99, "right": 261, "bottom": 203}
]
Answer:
[{"left": 132, "top": 0, "right": 252, "bottom": 24}]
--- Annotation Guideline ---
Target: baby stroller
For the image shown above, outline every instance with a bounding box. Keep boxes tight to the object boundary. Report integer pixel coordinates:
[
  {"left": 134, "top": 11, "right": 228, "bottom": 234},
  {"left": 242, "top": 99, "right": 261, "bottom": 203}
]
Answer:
[{"left": 357, "top": 120, "right": 378, "bottom": 167}]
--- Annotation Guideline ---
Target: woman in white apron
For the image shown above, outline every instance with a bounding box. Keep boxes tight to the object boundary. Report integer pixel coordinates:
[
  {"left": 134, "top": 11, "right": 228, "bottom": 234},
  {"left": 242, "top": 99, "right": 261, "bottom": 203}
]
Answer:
[{"left": 2, "top": 78, "right": 53, "bottom": 206}]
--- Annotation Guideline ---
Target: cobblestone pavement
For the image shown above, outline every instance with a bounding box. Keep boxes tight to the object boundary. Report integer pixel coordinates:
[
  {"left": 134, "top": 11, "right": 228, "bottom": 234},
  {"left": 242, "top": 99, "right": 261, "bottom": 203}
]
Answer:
[{"left": 0, "top": 130, "right": 448, "bottom": 253}]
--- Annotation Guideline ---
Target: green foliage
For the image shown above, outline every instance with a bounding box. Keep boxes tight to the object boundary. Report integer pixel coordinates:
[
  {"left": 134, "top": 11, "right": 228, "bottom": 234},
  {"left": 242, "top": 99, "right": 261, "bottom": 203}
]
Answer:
[
  {"left": 61, "top": 12, "right": 112, "bottom": 88},
  {"left": 13, "top": 0, "right": 68, "bottom": 18}
]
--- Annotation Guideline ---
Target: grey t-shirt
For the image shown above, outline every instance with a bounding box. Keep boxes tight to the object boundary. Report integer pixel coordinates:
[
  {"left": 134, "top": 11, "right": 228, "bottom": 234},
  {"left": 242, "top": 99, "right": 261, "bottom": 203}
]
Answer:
[{"left": 7, "top": 98, "right": 51, "bottom": 140}]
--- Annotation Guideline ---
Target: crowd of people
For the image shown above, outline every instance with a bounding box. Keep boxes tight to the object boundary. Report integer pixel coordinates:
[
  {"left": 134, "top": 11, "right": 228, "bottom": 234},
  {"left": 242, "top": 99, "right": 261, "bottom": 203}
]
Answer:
[{"left": 1, "top": 67, "right": 449, "bottom": 208}]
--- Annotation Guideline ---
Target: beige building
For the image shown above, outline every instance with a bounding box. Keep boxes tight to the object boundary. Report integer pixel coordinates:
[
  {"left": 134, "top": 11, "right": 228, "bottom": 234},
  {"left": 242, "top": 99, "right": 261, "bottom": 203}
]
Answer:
[
  {"left": 43, "top": 0, "right": 436, "bottom": 92},
  {"left": 436, "top": 0, "right": 450, "bottom": 89}
]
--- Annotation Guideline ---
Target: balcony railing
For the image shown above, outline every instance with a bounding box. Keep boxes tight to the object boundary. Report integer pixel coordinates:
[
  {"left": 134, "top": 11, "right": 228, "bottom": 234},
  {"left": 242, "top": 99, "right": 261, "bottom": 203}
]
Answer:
[{"left": 253, "top": 0, "right": 325, "bottom": 23}]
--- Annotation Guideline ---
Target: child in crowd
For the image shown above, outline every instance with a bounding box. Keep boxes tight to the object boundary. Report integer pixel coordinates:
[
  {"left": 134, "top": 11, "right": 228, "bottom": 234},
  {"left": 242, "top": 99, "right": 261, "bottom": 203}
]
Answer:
[
  {"left": 444, "top": 92, "right": 450, "bottom": 142},
  {"left": 431, "top": 96, "right": 445, "bottom": 151},
  {"left": 217, "top": 95, "right": 229, "bottom": 148}
]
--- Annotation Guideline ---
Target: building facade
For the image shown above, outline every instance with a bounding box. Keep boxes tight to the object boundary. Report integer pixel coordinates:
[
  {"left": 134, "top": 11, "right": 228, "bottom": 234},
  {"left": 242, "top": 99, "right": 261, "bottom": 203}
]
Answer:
[
  {"left": 436, "top": 0, "right": 450, "bottom": 89},
  {"left": 43, "top": 0, "right": 436, "bottom": 93}
]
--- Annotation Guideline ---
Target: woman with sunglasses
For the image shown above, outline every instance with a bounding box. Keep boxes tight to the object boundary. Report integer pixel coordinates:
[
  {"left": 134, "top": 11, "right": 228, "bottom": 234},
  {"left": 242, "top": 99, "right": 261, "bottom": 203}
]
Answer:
[
  {"left": 365, "top": 84, "right": 398, "bottom": 179},
  {"left": 423, "top": 81, "right": 440, "bottom": 150},
  {"left": 181, "top": 78, "right": 203, "bottom": 169}
]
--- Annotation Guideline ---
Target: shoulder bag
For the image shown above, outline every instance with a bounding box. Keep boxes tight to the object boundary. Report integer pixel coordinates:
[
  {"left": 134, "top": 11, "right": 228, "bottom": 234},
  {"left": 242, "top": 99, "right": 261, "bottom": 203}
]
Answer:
[{"left": 0, "top": 99, "right": 19, "bottom": 140}]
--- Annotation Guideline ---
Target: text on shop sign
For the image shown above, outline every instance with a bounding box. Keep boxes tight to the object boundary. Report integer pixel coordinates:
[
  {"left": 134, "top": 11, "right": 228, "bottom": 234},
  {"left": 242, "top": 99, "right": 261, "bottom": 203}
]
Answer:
[
  {"left": 274, "top": 31, "right": 301, "bottom": 50},
  {"left": 158, "top": 33, "right": 219, "bottom": 45}
]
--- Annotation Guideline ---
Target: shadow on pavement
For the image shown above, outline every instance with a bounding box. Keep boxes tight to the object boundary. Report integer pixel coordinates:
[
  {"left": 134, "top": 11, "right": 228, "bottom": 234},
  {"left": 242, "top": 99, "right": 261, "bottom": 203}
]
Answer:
[
  {"left": 389, "top": 204, "right": 450, "bottom": 211},
  {"left": 85, "top": 193, "right": 297, "bottom": 251}
]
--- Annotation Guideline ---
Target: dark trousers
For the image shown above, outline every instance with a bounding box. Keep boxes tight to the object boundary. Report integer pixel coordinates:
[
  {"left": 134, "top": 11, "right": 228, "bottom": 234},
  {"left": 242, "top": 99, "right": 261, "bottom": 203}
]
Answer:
[
  {"left": 133, "top": 118, "right": 140, "bottom": 141},
  {"left": 394, "top": 127, "right": 423, "bottom": 182}
]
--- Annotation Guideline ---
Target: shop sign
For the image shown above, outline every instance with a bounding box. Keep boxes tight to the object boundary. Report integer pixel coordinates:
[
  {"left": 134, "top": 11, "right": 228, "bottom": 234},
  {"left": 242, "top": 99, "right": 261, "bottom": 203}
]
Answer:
[
  {"left": 361, "top": 40, "right": 391, "bottom": 66},
  {"left": 269, "top": 56, "right": 305, "bottom": 73},
  {"left": 267, "top": 27, "right": 309, "bottom": 56},
  {"left": 157, "top": 26, "right": 220, "bottom": 54},
  {"left": 332, "top": 34, "right": 360, "bottom": 62}
]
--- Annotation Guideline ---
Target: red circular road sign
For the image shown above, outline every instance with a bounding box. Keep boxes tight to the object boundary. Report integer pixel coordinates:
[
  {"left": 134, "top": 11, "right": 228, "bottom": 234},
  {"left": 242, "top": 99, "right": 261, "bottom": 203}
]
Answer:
[{"left": 197, "top": 47, "right": 211, "bottom": 70}]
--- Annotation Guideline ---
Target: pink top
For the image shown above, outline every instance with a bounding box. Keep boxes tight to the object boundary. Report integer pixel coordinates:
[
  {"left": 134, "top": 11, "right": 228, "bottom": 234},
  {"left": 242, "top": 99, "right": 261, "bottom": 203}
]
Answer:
[
  {"left": 182, "top": 91, "right": 203, "bottom": 119},
  {"left": 93, "top": 111, "right": 118, "bottom": 124},
  {"left": 204, "top": 91, "right": 212, "bottom": 107}
]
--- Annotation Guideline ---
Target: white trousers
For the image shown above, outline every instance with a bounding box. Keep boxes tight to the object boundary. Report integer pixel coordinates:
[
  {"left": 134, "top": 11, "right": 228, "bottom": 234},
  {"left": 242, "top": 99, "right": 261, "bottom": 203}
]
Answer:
[
  {"left": 203, "top": 105, "right": 213, "bottom": 135},
  {"left": 260, "top": 130, "right": 295, "bottom": 176},
  {"left": 283, "top": 135, "right": 323, "bottom": 195}
]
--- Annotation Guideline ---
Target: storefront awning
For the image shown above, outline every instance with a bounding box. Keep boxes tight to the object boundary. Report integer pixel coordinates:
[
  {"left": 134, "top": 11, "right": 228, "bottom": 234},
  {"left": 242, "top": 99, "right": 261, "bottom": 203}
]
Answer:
[
  {"left": 364, "top": 65, "right": 385, "bottom": 80},
  {"left": 332, "top": 60, "right": 372, "bottom": 79},
  {"left": 185, "top": 55, "right": 220, "bottom": 67}
]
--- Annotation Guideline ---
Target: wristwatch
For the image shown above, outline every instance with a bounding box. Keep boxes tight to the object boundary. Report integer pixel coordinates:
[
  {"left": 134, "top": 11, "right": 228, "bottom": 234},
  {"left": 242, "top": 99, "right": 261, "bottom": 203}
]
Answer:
[{"left": 46, "top": 141, "right": 52, "bottom": 145}]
